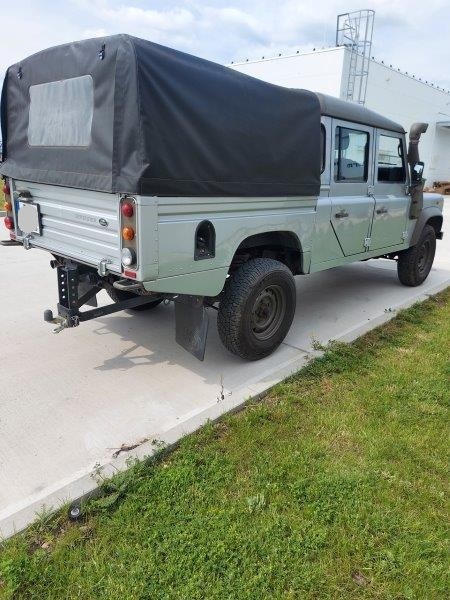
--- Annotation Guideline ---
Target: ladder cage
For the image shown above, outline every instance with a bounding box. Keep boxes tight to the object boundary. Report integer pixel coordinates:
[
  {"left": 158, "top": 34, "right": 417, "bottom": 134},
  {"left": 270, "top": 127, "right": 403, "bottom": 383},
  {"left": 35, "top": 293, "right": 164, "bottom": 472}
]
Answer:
[{"left": 336, "top": 9, "right": 375, "bottom": 105}]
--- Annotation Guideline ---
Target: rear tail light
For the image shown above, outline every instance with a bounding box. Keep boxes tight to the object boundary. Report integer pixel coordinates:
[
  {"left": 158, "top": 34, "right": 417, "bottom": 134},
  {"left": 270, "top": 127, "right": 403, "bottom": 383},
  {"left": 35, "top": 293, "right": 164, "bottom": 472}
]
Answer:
[
  {"left": 122, "top": 226, "right": 135, "bottom": 241},
  {"left": 120, "top": 196, "right": 137, "bottom": 272},
  {"left": 2, "top": 183, "right": 10, "bottom": 196},
  {"left": 4, "top": 200, "right": 12, "bottom": 212},
  {"left": 4, "top": 216, "right": 14, "bottom": 230},
  {"left": 121, "top": 201, "right": 134, "bottom": 218}
]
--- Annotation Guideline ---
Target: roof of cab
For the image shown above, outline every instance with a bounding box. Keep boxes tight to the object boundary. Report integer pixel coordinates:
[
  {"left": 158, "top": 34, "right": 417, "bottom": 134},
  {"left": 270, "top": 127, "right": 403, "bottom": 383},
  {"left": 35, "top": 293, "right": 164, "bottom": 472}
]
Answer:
[{"left": 315, "top": 92, "right": 405, "bottom": 134}]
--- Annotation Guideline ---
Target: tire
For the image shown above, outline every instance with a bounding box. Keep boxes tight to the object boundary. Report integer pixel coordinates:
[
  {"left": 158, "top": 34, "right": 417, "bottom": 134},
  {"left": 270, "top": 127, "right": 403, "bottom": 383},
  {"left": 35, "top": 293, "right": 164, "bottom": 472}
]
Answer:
[
  {"left": 217, "top": 258, "right": 296, "bottom": 360},
  {"left": 105, "top": 286, "right": 162, "bottom": 312},
  {"left": 397, "top": 224, "right": 436, "bottom": 287}
]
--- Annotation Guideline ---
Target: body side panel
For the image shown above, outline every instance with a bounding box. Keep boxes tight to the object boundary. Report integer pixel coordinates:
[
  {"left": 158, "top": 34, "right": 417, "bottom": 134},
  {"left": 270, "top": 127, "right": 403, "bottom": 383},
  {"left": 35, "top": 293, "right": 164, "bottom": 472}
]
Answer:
[{"left": 155, "top": 196, "right": 317, "bottom": 279}]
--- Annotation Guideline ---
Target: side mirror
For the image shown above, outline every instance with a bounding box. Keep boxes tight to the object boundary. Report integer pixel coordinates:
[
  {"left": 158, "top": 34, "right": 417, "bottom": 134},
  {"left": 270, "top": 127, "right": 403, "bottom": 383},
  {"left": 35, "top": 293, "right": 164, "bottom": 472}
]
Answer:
[{"left": 411, "top": 161, "right": 424, "bottom": 184}]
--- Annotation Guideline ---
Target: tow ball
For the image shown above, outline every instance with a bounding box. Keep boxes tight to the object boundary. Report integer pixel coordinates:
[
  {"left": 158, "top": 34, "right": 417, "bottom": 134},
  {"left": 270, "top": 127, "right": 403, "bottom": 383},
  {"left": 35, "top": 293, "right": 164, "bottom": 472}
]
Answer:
[{"left": 44, "top": 309, "right": 79, "bottom": 333}]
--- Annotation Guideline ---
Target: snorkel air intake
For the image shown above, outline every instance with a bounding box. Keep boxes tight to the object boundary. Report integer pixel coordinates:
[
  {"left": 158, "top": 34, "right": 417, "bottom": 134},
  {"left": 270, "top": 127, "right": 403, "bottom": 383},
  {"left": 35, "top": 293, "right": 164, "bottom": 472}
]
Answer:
[{"left": 407, "top": 122, "right": 428, "bottom": 219}]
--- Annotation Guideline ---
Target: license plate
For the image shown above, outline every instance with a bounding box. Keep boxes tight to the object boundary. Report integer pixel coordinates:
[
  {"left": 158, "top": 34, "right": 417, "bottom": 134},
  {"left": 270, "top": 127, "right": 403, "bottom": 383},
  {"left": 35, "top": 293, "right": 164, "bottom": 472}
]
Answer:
[{"left": 17, "top": 202, "right": 42, "bottom": 235}]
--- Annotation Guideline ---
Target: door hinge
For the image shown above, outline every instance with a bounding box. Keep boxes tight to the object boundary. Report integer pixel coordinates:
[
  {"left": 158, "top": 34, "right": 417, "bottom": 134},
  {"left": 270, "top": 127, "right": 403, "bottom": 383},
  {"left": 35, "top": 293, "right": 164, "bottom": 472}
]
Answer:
[
  {"left": 401, "top": 230, "right": 408, "bottom": 241},
  {"left": 364, "top": 237, "right": 372, "bottom": 249},
  {"left": 367, "top": 185, "right": 374, "bottom": 197}
]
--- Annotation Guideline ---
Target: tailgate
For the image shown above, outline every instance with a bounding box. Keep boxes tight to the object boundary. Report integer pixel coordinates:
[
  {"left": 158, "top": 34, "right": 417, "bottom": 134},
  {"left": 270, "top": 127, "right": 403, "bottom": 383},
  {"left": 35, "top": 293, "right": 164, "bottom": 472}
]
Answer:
[{"left": 11, "top": 180, "right": 121, "bottom": 273}]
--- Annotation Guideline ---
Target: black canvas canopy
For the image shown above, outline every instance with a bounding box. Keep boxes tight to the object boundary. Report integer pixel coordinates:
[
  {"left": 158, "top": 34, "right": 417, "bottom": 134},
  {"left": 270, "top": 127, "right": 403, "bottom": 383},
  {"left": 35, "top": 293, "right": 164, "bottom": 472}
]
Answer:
[{"left": 0, "top": 35, "right": 321, "bottom": 197}]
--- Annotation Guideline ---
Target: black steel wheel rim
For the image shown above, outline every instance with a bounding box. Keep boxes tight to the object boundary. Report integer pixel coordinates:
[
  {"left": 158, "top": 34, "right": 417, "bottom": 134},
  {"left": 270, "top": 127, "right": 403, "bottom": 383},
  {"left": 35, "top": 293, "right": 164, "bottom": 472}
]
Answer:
[
  {"left": 251, "top": 284, "right": 286, "bottom": 341},
  {"left": 417, "top": 239, "right": 431, "bottom": 274}
]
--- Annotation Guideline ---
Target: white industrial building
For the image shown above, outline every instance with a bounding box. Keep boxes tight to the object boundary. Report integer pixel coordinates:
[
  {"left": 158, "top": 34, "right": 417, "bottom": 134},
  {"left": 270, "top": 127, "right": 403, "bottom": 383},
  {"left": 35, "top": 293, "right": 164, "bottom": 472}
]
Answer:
[{"left": 231, "top": 46, "right": 450, "bottom": 182}]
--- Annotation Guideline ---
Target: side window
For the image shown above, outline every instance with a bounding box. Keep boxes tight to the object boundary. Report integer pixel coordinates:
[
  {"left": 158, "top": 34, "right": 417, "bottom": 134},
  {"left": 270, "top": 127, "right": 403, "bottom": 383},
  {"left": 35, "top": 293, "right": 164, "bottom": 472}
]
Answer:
[
  {"left": 334, "top": 126, "right": 369, "bottom": 182},
  {"left": 320, "top": 124, "right": 326, "bottom": 173},
  {"left": 377, "top": 134, "right": 406, "bottom": 183}
]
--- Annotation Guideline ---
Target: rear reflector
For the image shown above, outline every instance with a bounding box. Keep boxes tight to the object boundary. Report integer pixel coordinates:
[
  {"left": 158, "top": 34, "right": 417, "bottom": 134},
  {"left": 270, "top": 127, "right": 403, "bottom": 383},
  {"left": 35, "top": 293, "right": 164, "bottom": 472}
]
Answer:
[
  {"left": 4, "top": 216, "right": 14, "bottom": 230},
  {"left": 123, "top": 269, "right": 137, "bottom": 279},
  {"left": 121, "top": 201, "right": 134, "bottom": 218}
]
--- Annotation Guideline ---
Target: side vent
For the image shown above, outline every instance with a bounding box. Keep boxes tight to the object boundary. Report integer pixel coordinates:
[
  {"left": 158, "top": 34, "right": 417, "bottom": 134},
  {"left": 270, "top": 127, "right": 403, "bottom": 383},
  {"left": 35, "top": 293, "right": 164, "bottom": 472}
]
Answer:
[{"left": 195, "top": 220, "right": 215, "bottom": 260}]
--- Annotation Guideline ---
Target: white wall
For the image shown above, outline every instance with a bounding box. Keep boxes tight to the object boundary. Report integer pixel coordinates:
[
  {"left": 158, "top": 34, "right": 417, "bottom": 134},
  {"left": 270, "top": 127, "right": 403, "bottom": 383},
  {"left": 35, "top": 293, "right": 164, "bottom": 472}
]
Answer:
[
  {"left": 361, "top": 58, "right": 450, "bottom": 181},
  {"left": 432, "top": 127, "right": 450, "bottom": 182},
  {"left": 231, "top": 48, "right": 450, "bottom": 181},
  {"left": 231, "top": 47, "right": 345, "bottom": 98}
]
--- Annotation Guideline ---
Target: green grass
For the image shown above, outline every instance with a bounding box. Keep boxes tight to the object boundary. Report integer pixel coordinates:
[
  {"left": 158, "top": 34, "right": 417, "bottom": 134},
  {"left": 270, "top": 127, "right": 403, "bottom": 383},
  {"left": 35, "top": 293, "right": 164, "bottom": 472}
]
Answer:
[{"left": 1, "top": 290, "right": 449, "bottom": 599}]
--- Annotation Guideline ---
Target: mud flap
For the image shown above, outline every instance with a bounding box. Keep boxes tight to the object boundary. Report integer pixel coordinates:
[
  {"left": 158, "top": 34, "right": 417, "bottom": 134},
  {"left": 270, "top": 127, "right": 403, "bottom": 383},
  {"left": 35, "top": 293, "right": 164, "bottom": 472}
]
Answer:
[{"left": 174, "top": 296, "right": 209, "bottom": 361}]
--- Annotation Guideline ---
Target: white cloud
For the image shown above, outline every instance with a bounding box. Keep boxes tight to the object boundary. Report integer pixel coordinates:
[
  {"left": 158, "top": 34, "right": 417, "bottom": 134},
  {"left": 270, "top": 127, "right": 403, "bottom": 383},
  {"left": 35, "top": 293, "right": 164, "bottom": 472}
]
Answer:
[
  {"left": 96, "top": 5, "right": 194, "bottom": 32},
  {"left": 0, "top": 0, "right": 449, "bottom": 90}
]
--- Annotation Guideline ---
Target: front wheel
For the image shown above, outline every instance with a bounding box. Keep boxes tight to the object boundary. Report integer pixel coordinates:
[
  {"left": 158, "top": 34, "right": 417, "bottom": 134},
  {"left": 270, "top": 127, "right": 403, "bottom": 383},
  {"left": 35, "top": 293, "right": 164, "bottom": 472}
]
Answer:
[
  {"left": 397, "top": 224, "right": 436, "bottom": 286},
  {"left": 217, "top": 258, "right": 296, "bottom": 360}
]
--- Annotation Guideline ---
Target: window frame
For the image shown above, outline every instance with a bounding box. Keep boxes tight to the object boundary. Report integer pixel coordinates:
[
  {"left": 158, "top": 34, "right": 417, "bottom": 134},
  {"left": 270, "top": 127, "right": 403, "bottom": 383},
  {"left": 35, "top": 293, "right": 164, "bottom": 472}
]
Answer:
[
  {"left": 376, "top": 131, "right": 407, "bottom": 184},
  {"left": 320, "top": 123, "right": 326, "bottom": 174},
  {"left": 334, "top": 125, "right": 370, "bottom": 183},
  {"left": 27, "top": 75, "right": 94, "bottom": 148}
]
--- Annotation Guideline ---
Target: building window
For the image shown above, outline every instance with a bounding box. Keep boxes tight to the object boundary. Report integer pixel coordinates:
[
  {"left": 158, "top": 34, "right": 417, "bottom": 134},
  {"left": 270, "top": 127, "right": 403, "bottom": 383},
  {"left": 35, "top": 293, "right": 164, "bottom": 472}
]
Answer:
[
  {"left": 334, "top": 126, "right": 369, "bottom": 182},
  {"left": 377, "top": 134, "right": 406, "bottom": 183}
]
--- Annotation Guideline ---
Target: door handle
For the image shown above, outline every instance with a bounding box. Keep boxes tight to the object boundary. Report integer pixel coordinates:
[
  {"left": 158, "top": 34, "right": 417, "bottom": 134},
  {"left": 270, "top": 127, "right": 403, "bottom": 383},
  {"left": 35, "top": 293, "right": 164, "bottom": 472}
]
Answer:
[
  {"left": 334, "top": 209, "right": 349, "bottom": 219},
  {"left": 376, "top": 207, "right": 388, "bottom": 215}
]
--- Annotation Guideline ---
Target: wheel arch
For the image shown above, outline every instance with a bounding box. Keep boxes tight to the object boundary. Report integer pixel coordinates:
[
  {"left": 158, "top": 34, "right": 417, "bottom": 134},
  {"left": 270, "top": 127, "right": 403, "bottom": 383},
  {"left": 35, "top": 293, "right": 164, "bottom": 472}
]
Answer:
[
  {"left": 230, "top": 230, "right": 304, "bottom": 275},
  {"left": 410, "top": 206, "right": 443, "bottom": 246}
]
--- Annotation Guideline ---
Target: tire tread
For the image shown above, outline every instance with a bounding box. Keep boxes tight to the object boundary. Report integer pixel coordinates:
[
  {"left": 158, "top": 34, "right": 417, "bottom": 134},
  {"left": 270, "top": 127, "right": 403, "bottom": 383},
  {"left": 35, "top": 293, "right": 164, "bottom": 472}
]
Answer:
[
  {"left": 397, "top": 224, "right": 436, "bottom": 287},
  {"left": 217, "top": 258, "right": 295, "bottom": 360}
]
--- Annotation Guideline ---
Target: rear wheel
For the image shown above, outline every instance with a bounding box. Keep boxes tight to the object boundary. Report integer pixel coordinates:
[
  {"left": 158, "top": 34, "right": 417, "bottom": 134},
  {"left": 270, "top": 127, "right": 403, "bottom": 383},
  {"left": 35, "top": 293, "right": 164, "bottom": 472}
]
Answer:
[
  {"left": 397, "top": 224, "right": 436, "bottom": 286},
  {"left": 217, "top": 258, "right": 296, "bottom": 360},
  {"left": 105, "top": 286, "right": 162, "bottom": 312}
]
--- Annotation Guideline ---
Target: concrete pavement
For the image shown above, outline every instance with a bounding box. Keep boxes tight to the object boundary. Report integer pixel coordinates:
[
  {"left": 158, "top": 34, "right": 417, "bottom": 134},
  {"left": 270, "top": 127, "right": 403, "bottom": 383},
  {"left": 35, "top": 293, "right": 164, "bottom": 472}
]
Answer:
[{"left": 1, "top": 203, "right": 449, "bottom": 538}]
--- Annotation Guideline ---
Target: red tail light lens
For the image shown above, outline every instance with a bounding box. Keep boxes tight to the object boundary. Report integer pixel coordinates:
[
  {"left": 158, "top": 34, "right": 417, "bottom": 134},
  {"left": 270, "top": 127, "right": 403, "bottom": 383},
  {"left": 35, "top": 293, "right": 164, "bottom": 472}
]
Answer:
[
  {"left": 4, "top": 216, "right": 14, "bottom": 230},
  {"left": 121, "top": 201, "right": 134, "bottom": 218},
  {"left": 2, "top": 183, "right": 10, "bottom": 196}
]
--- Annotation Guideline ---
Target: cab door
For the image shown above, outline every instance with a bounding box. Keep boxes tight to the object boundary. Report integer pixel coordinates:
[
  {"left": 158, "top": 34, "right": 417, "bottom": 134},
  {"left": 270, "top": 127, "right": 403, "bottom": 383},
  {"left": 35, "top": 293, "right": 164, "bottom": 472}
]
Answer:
[
  {"left": 370, "top": 130, "right": 409, "bottom": 250},
  {"left": 329, "top": 121, "right": 375, "bottom": 256}
]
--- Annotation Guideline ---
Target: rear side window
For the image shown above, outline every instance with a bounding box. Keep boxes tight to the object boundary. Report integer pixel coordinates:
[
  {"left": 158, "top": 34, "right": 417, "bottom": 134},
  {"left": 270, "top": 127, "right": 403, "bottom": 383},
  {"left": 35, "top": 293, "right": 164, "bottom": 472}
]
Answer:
[
  {"left": 334, "top": 126, "right": 369, "bottom": 182},
  {"left": 377, "top": 134, "right": 406, "bottom": 182},
  {"left": 28, "top": 75, "right": 94, "bottom": 147}
]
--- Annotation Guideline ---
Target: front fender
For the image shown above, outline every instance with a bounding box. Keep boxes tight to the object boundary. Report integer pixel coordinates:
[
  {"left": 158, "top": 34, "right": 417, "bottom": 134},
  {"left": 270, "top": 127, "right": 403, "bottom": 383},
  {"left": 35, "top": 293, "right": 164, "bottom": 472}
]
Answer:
[{"left": 410, "top": 206, "right": 443, "bottom": 246}]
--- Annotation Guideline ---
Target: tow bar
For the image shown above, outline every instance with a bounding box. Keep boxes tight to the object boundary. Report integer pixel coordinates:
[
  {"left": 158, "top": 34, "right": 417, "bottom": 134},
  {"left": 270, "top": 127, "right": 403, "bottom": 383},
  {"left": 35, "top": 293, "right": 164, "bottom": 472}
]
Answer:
[
  {"left": 43, "top": 260, "right": 209, "bottom": 360},
  {"left": 44, "top": 262, "right": 161, "bottom": 333}
]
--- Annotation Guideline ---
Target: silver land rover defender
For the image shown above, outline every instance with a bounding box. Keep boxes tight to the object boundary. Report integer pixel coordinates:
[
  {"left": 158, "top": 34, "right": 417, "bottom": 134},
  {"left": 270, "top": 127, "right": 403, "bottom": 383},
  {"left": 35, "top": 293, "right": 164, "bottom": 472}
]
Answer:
[{"left": 1, "top": 35, "right": 444, "bottom": 360}]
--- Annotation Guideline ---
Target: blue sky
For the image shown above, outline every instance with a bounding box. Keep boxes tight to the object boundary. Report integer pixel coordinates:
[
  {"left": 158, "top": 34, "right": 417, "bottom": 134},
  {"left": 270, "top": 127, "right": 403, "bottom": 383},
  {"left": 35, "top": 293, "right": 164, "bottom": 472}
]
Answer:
[{"left": 2, "top": 0, "right": 450, "bottom": 89}]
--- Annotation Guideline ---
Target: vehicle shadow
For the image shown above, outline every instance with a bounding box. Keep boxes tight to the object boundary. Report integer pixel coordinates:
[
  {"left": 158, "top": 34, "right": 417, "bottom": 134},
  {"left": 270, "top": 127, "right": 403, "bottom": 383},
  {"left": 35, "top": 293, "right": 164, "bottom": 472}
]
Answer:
[{"left": 89, "top": 259, "right": 441, "bottom": 390}]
